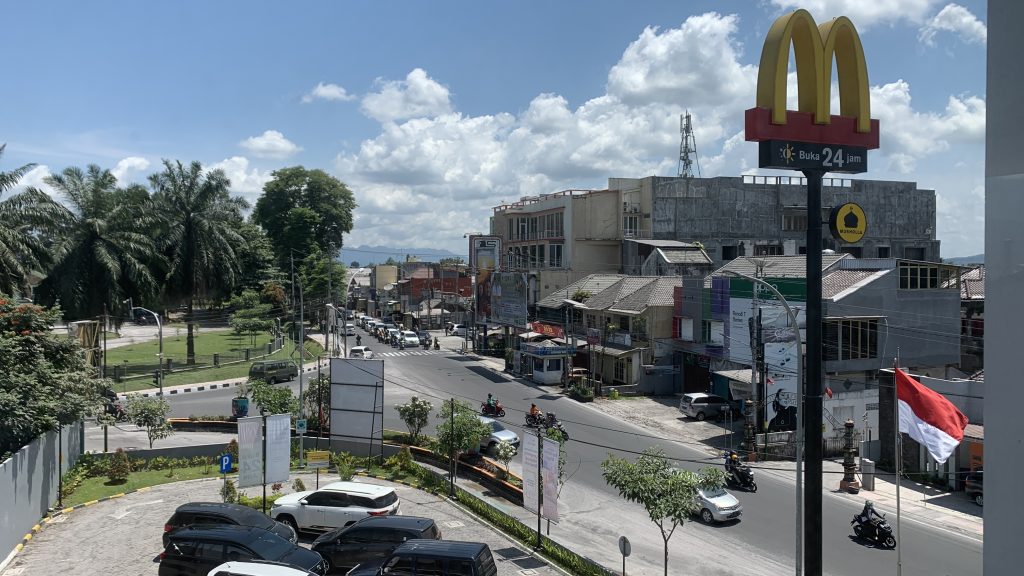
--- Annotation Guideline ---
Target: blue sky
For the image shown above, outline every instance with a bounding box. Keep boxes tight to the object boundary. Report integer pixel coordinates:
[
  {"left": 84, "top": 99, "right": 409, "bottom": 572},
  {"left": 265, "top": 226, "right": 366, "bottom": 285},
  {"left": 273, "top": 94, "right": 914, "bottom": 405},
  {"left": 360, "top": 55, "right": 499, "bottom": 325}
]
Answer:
[{"left": 1, "top": 1, "right": 987, "bottom": 256}]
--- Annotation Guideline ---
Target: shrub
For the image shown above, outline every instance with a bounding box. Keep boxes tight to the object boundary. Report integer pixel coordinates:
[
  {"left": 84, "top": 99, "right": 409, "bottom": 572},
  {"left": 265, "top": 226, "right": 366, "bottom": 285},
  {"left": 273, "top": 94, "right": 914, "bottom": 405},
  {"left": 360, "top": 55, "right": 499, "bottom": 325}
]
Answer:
[
  {"left": 333, "top": 452, "right": 356, "bottom": 481},
  {"left": 292, "top": 478, "right": 306, "bottom": 492},
  {"left": 271, "top": 482, "right": 283, "bottom": 494},
  {"left": 384, "top": 446, "right": 415, "bottom": 474},
  {"left": 220, "top": 479, "right": 238, "bottom": 503},
  {"left": 107, "top": 449, "right": 131, "bottom": 484},
  {"left": 226, "top": 439, "right": 239, "bottom": 463}
]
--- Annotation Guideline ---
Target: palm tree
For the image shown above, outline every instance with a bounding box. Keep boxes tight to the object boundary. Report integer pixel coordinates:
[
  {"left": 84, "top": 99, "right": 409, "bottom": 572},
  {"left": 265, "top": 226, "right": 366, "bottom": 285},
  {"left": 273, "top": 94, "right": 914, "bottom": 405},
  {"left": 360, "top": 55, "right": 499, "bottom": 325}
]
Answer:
[
  {"left": 0, "top": 144, "right": 60, "bottom": 297},
  {"left": 35, "top": 165, "right": 160, "bottom": 321},
  {"left": 149, "top": 160, "right": 246, "bottom": 364}
]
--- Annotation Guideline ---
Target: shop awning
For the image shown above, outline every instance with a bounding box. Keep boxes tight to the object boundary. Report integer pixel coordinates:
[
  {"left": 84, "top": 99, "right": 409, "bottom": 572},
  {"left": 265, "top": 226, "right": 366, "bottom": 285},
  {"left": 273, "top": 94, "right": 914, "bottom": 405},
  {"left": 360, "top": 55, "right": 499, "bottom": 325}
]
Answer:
[{"left": 518, "top": 331, "right": 545, "bottom": 340}]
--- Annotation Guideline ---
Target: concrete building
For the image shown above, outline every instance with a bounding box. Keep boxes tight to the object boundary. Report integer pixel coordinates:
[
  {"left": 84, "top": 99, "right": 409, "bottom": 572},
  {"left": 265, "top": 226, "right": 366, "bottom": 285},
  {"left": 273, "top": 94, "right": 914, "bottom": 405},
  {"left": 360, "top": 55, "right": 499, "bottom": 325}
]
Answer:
[{"left": 608, "top": 175, "right": 941, "bottom": 266}]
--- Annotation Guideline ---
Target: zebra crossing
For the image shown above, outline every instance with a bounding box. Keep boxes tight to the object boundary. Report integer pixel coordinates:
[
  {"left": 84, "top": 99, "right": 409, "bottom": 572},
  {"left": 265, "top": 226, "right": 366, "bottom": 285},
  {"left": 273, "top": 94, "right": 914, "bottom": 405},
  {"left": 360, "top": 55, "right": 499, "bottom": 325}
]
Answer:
[{"left": 375, "top": 349, "right": 446, "bottom": 358}]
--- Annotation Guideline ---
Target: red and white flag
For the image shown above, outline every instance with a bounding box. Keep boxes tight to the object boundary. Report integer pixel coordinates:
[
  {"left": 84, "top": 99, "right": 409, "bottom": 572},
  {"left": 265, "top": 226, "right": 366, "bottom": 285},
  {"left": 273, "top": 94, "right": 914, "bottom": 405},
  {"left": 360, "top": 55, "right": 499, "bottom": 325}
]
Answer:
[{"left": 896, "top": 368, "right": 968, "bottom": 464}]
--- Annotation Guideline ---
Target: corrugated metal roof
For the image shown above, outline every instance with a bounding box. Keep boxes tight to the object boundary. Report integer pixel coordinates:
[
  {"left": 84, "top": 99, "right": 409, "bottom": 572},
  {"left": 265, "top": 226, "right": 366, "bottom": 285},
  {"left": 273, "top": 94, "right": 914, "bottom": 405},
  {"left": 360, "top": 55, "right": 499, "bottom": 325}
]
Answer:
[
  {"left": 624, "top": 239, "right": 700, "bottom": 248},
  {"left": 713, "top": 254, "right": 851, "bottom": 278},
  {"left": 660, "top": 248, "right": 713, "bottom": 265},
  {"left": 822, "top": 269, "right": 888, "bottom": 300},
  {"left": 964, "top": 423, "right": 983, "bottom": 441},
  {"left": 535, "top": 274, "right": 626, "bottom": 309}
]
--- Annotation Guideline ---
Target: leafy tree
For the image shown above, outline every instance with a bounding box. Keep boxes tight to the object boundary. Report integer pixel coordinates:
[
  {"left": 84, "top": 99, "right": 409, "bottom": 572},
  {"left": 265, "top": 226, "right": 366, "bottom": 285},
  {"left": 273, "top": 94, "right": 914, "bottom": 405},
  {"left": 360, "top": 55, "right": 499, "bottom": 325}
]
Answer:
[
  {"left": 252, "top": 167, "right": 357, "bottom": 269},
  {"left": 395, "top": 396, "right": 432, "bottom": 444},
  {"left": 300, "top": 373, "right": 331, "bottom": 430},
  {"left": 434, "top": 399, "right": 491, "bottom": 481},
  {"left": 124, "top": 394, "right": 174, "bottom": 449},
  {"left": 494, "top": 440, "right": 516, "bottom": 478},
  {"left": 150, "top": 160, "right": 247, "bottom": 364},
  {"left": 247, "top": 378, "right": 298, "bottom": 415},
  {"left": 601, "top": 448, "right": 725, "bottom": 576},
  {"left": 298, "top": 246, "right": 346, "bottom": 303},
  {"left": 228, "top": 289, "right": 275, "bottom": 346},
  {"left": 36, "top": 166, "right": 159, "bottom": 322},
  {"left": 233, "top": 222, "right": 283, "bottom": 293},
  {"left": 0, "top": 297, "right": 106, "bottom": 458},
  {"left": 439, "top": 257, "right": 465, "bottom": 267},
  {"left": 0, "top": 146, "right": 61, "bottom": 296}
]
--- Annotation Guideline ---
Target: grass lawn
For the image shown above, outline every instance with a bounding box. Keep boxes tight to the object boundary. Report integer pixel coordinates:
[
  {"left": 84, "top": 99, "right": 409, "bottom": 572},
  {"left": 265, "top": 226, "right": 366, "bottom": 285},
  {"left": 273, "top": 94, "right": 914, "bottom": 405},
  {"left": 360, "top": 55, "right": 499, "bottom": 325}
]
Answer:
[
  {"left": 105, "top": 328, "right": 274, "bottom": 365},
  {"left": 66, "top": 465, "right": 225, "bottom": 507}
]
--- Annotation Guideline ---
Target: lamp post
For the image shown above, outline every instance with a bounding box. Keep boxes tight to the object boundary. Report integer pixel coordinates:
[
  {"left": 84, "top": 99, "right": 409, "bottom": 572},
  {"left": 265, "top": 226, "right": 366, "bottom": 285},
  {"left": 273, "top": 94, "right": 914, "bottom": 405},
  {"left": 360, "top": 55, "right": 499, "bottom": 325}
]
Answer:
[
  {"left": 129, "top": 304, "right": 163, "bottom": 396},
  {"left": 721, "top": 270, "right": 803, "bottom": 575}
]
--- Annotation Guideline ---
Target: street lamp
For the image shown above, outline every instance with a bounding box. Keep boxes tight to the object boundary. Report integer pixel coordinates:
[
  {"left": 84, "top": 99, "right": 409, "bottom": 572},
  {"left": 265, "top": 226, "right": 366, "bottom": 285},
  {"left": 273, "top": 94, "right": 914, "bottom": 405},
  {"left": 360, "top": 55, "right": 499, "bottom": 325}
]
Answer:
[
  {"left": 721, "top": 269, "right": 803, "bottom": 576},
  {"left": 126, "top": 302, "right": 163, "bottom": 396}
]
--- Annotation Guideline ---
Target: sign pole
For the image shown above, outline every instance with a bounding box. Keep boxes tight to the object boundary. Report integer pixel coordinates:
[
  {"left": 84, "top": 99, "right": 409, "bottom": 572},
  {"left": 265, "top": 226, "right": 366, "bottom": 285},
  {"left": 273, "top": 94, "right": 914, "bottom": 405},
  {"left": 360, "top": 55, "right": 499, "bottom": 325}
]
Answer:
[
  {"left": 536, "top": 426, "right": 542, "bottom": 550},
  {"left": 804, "top": 169, "right": 825, "bottom": 575}
]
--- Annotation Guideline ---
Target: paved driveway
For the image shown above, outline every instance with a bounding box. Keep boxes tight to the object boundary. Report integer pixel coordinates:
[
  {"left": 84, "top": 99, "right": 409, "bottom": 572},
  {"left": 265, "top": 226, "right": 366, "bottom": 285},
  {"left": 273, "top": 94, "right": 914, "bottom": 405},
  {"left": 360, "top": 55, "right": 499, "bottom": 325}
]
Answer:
[{"left": 0, "top": 473, "right": 561, "bottom": 576}]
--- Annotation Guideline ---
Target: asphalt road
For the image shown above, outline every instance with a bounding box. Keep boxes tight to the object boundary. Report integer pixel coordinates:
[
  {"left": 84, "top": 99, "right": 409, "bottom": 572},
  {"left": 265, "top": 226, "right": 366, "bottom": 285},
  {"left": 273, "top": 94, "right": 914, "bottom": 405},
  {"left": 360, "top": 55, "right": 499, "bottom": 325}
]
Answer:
[{"left": 161, "top": 345, "right": 982, "bottom": 576}]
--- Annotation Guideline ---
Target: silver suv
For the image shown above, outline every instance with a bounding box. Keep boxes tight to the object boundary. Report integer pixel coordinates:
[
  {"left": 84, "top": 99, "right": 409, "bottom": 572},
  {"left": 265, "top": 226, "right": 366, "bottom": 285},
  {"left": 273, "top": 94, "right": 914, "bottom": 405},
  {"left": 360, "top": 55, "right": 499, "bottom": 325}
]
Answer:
[{"left": 679, "top": 392, "right": 731, "bottom": 421}]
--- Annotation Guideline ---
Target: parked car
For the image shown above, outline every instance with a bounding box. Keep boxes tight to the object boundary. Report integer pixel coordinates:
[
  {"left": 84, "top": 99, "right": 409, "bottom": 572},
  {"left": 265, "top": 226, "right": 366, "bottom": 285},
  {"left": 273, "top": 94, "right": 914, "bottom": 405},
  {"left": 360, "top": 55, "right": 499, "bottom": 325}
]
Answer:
[
  {"left": 451, "top": 324, "right": 471, "bottom": 337},
  {"left": 400, "top": 331, "right": 420, "bottom": 347},
  {"left": 349, "top": 346, "right": 374, "bottom": 359},
  {"left": 311, "top": 516, "right": 441, "bottom": 573},
  {"left": 695, "top": 487, "right": 743, "bottom": 523},
  {"left": 249, "top": 361, "right": 298, "bottom": 385},
  {"left": 346, "top": 540, "right": 497, "bottom": 576},
  {"left": 678, "top": 392, "right": 731, "bottom": 421},
  {"left": 965, "top": 468, "right": 983, "bottom": 506},
  {"left": 207, "top": 560, "right": 321, "bottom": 576},
  {"left": 565, "top": 367, "right": 590, "bottom": 387},
  {"left": 342, "top": 323, "right": 357, "bottom": 336},
  {"left": 163, "top": 502, "right": 297, "bottom": 547},
  {"left": 270, "top": 481, "right": 400, "bottom": 534},
  {"left": 159, "top": 525, "right": 326, "bottom": 576},
  {"left": 477, "top": 416, "right": 519, "bottom": 455},
  {"left": 386, "top": 329, "right": 401, "bottom": 346}
]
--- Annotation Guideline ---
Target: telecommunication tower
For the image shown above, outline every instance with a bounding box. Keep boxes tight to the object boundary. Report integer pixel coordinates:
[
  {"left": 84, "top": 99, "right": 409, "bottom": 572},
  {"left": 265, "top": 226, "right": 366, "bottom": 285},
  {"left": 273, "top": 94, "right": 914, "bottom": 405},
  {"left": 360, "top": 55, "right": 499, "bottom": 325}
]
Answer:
[{"left": 678, "top": 111, "right": 701, "bottom": 179}]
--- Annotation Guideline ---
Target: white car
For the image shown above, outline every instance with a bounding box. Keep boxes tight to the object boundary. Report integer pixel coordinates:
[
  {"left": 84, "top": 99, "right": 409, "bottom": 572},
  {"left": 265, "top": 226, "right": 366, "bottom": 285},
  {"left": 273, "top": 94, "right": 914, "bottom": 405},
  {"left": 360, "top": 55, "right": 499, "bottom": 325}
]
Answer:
[
  {"left": 270, "top": 481, "right": 400, "bottom": 534},
  {"left": 477, "top": 416, "right": 520, "bottom": 455},
  {"left": 695, "top": 487, "right": 743, "bottom": 523},
  {"left": 349, "top": 346, "right": 374, "bottom": 359},
  {"left": 342, "top": 323, "right": 356, "bottom": 336},
  {"left": 452, "top": 324, "right": 471, "bottom": 337},
  {"left": 400, "top": 331, "right": 420, "bottom": 347},
  {"left": 207, "top": 560, "right": 321, "bottom": 576}
]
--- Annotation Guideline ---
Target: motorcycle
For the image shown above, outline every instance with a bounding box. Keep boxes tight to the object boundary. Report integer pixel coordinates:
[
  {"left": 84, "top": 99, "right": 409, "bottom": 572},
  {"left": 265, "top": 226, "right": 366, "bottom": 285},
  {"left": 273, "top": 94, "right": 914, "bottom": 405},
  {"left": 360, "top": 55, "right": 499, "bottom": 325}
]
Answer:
[
  {"left": 480, "top": 401, "right": 506, "bottom": 417},
  {"left": 525, "top": 412, "right": 545, "bottom": 427},
  {"left": 545, "top": 420, "right": 570, "bottom": 441},
  {"left": 851, "top": 514, "right": 897, "bottom": 548},
  {"left": 724, "top": 462, "right": 758, "bottom": 492},
  {"left": 433, "top": 338, "right": 440, "bottom": 350}
]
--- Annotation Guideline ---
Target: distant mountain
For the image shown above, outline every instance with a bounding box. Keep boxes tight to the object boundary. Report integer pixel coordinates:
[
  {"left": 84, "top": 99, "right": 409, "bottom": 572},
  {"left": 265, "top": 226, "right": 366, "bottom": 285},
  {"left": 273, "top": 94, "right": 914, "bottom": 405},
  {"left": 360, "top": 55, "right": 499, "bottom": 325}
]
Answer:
[
  {"left": 341, "top": 245, "right": 467, "bottom": 266},
  {"left": 945, "top": 254, "right": 984, "bottom": 266}
]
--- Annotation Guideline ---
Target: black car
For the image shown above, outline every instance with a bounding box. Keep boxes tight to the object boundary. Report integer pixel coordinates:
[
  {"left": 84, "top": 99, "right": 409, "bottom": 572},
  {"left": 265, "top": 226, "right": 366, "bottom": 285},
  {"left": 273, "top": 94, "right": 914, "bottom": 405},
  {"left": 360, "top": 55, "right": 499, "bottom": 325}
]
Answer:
[
  {"left": 163, "top": 502, "right": 297, "bottom": 547},
  {"left": 311, "top": 516, "right": 441, "bottom": 573},
  {"left": 160, "top": 525, "right": 326, "bottom": 576},
  {"left": 346, "top": 540, "right": 497, "bottom": 576}
]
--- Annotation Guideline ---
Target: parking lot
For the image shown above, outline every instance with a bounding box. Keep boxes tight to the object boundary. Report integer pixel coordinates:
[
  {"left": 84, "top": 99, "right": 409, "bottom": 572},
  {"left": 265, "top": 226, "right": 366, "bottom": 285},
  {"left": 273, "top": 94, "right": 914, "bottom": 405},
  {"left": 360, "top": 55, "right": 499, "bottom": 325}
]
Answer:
[{"left": 0, "top": 473, "right": 561, "bottom": 576}]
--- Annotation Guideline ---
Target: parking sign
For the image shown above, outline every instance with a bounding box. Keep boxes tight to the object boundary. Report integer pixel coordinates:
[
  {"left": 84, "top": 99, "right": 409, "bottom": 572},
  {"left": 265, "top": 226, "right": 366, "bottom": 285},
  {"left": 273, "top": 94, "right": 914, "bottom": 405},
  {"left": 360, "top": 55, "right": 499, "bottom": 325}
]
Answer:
[
  {"left": 219, "top": 453, "right": 233, "bottom": 474},
  {"left": 296, "top": 419, "right": 307, "bottom": 434}
]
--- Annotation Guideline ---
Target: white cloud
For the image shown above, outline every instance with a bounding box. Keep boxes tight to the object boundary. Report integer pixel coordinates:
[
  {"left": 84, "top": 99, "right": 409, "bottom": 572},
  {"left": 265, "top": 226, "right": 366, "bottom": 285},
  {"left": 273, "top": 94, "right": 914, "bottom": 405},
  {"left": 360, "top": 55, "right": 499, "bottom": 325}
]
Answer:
[
  {"left": 7, "top": 164, "right": 55, "bottom": 197},
  {"left": 769, "top": 0, "right": 940, "bottom": 28},
  {"left": 207, "top": 156, "right": 272, "bottom": 203},
  {"left": 919, "top": 3, "right": 987, "bottom": 46},
  {"left": 360, "top": 68, "right": 453, "bottom": 123},
  {"left": 239, "top": 130, "right": 302, "bottom": 159},
  {"left": 302, "top": 82, "right": 356, "bottom": 103},
  {"left": 111, "top": 156, "right": 151, "bottom": 185}
]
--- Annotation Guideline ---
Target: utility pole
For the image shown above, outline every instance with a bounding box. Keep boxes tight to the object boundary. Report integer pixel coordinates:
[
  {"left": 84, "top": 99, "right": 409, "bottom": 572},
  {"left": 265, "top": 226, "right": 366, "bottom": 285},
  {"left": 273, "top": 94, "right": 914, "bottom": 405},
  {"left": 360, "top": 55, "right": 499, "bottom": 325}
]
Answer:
[
  {"left": 803, "top": 169, "right": 825, "bottom": 575},
  {"left": 757, "top": 309, "right": 767, "bottom": 457}
]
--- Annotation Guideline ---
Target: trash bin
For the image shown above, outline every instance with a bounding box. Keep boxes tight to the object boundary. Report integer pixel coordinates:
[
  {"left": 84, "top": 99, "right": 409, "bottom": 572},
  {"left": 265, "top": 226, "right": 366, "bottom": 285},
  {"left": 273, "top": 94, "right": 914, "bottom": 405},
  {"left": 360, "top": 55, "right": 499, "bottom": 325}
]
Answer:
[{"left": 861, "top": 458, "right": 875, "bottom": 491}]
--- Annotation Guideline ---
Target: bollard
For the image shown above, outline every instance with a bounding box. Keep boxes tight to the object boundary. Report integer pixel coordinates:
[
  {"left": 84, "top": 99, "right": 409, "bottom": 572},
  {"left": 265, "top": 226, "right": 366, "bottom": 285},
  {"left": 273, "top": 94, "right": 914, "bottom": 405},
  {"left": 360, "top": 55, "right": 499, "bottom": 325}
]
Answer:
[
  {"left": 213, "top": 353, "right": 220, "bottom": 367},
  {"left": 267, "top": 343, "right": 272, "bottom": 355},
  {"left": 165, "top": 358, "right": 173, "bottom": 373},
  {"left": 245, "top": 349, "right": 251, "bottom": 361}
]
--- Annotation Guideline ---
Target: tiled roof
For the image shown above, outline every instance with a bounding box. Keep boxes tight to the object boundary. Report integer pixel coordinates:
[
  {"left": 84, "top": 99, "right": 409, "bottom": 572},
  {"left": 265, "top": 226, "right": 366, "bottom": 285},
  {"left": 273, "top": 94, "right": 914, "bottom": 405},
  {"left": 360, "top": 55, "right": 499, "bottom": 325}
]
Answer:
[
  {"left": 958, "top": 266, "right": 985, "bottom": 300},
  {"left": 822, "top": 269, "right": 889, "bottom": 300},
  {"left": 585, "top": 277, "right": 657, "bottom": 311},
  {"left": 611, "top": 277, "right": 679, "bottom": 312},
  {"left": 536, "top": 274, "right": 626, "bottom": 309},
  {"left": 660, "top": 248, "right": 713, "bottom": 265}
]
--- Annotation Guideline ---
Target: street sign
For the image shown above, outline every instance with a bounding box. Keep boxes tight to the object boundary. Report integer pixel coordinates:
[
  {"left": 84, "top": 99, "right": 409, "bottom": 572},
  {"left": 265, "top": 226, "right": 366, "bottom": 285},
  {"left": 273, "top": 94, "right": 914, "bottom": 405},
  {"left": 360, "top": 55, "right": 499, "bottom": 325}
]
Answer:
[
  {"left": 829, "top": 202, "right": 867, "bottom": 243},
  {"left": 219, "top": 454, "right": 233, "bottom": 474},
  {"left": 586, "top": 328, "right": 601, "bottom": 346},
  {"left": 307, "top": 450, "right": 331, "bottom": 469},
  {"left": 758, "top": 140, "right": 868, "bottom": 173},
  {"left": 618, "top": 535, "right": 631, "bottom": 556},
  {"left": 296, "top": 419, "right": 308, "bottom": 434}
]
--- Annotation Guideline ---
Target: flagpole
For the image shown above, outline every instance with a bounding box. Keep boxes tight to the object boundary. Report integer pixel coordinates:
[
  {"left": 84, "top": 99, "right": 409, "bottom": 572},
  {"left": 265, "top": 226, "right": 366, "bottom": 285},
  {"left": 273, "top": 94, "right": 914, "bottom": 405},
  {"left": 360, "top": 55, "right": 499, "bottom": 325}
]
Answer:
[{"left": 893, "top": 351, "right": 902, "bottom": 576}]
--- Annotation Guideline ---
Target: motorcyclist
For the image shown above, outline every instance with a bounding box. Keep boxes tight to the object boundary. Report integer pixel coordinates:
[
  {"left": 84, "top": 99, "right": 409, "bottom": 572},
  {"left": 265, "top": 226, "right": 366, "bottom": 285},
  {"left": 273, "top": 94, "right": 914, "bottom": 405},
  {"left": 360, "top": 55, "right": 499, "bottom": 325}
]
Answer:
[
  {"left": 860, "top": 501, "right": 883, "bottom": 524},
  {"left": 545, "top": 412, "right": 558, "bottom": 427},
  {"left": 486, "top": 394, "right": 497, "bottom": 412},
  {"left": 725, "top": 450, "right": 741, "bottom": 476},
  {"left": 529, "top": 403, "right": 541, "bottom": 417},
  {"left": 356, "top": 335, "right": 362, "bottom": 346}
]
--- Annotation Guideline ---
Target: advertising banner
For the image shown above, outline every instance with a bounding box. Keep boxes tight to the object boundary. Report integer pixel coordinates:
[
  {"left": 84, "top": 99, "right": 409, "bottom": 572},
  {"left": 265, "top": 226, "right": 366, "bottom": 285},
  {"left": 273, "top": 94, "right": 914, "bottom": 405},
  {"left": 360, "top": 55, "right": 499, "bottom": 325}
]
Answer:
[
  {"left": 492, "top": 272, "right": 528, "bottom": 327},
  {"left": 265, "top": 414, "right": 292, "bottom": 485},
  {"left": 471, "top": 235, "right": 500, "bottom": 324},
  {"left": 522, "top": 433, "right": 539, "bottom": 513},
  {"left": 531, "top": 322, "right": 564, "bottom": 338},
  {"left": 307, "top": 451, "right": 331, "bottom": 469},
  {"left": 237, "top": 417, "right": 263, "bottom": 488},
  {"left": 542, "top": 437, "right": 560, "bottom": 521}
]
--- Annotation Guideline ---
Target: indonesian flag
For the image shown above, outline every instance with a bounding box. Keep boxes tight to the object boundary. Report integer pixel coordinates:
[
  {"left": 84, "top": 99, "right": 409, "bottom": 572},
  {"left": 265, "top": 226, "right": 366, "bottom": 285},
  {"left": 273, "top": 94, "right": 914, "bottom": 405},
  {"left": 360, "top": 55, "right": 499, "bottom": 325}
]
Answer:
[{"left": 896, "top": 368, "right": 968, "bottom": 464}]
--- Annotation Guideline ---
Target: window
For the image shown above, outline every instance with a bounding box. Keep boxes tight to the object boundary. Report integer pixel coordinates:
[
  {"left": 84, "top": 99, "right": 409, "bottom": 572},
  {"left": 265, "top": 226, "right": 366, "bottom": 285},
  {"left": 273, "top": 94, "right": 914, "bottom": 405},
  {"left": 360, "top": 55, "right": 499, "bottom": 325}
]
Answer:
[
  {"left": 304, "top": 492, "right": 334, "bottom": 506},
  {"left": 415, "top": 558, "right": 444, "bottom": 576},
  {"left": 507, "top": 219, "right": 513, "bottom": 241},
  {"left": 899, "top": 262, "right": 946, "bottom": 289},
  {"left": 702, "top": 320, "right": 725, "bottom": 345},
  {"left": 754, "top": 244, "right": 783, "bottom": 256},
  {"left": 623, "top": 215, "right": 639, "bottom": 237},
  {"left": 824, "top": 318, "right": 878, "bottom": 361},
  {"left": 450, "top": 560, "right": 476, "bottom": 576},
  {"left": 904, "top": 247, "right": 926, "bottom": 260},
  {"left": 721, "top": 245, "right": 738, "bottom": 261},
  {"left": 618, "top": 315, "right": 629, "bottom": 331},
  {"left": 224, "top": 544, "right": 254, "bottom": 562},
  {"left": 383, "top": 555, "right": 415, "bottom": 576},
  {"left": 550, "top": 244, "right": 563, "bottom": 268},
  {"left": 195, "top": 541, "right": 224, "bottom": 561},
  {"left": 782, "top": 209, "right": 807, "bottom": 231},
  {"left": 877, "top": 246, "right": 891, "bottom": 258},
  {"left": 614, "top": 357, "right": 632, "bottom": 384},
  {"left": 537, "top": 244, "right": 545, "bottom": 267}
]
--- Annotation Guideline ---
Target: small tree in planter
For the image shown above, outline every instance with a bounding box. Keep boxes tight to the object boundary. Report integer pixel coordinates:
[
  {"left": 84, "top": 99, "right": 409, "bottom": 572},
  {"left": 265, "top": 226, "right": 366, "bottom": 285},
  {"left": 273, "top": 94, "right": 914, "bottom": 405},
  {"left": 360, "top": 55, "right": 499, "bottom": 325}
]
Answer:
[
  {"left": 494, "top": 440, "right": 516, "bottom": 479},
  {"left": 124, "top": 395, "right": 174, "bottom": 448},
  {"left": 394, "top": 396, "right": 432, "bottom": 445}
]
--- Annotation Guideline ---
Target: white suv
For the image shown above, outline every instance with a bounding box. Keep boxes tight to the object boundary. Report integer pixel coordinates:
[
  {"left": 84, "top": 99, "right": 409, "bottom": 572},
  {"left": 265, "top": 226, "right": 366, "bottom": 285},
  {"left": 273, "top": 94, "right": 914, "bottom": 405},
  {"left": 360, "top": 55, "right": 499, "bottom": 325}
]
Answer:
[
  {"left": 270, "top": 481, "right": 400, "bottom": 534},
  {"left": 208, "top": 560, "right": 321, "bottom": 576}
]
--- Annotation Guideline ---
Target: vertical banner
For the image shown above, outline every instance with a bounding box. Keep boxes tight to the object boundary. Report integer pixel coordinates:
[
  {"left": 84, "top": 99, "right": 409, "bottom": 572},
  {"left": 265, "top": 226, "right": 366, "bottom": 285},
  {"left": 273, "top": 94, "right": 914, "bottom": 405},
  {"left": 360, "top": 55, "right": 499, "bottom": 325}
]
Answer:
[
  {"left": 471, "top": 235, "right": 500, "bottom": 325},
  {"left": 265, "top": 414, "right": 292, "bottom": 484},
  {"left": 542, "top": 437, "right": 560, "bottom": 521},
  {"left": 521, "top": 433, "right": 539, "bottom": 513},
  {"left": 492, "top": 272, "right": 528, "bottom": 327},
  {"left": 237, "top": 416, "right": 263, "bottom": 488}
]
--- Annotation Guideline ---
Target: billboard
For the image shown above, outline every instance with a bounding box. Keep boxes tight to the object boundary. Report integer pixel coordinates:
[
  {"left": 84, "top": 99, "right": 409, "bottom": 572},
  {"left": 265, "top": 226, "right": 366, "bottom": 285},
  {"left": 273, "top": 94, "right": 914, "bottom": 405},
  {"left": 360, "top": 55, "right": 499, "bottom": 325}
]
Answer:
[
  {"left": 330, "top": 358, "right": 385, "bottom": 458},
  {"left": 470, "top": 235, "right": 500, "bottom": 324},
  {"left": 491, "top": 272, "right": 528, "bottom": 327}
]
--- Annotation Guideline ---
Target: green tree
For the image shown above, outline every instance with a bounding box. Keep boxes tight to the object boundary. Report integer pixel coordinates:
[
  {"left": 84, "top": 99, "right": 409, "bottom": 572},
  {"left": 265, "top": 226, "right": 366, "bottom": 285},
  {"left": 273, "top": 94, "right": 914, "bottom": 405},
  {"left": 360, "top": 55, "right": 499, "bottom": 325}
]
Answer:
[
  {"left": 298, "top": 246, "right": 346, "bottom": 304},
  {"left": 0, "top": 145, "right": 61, "bottom": 296},
  {"left": 601, "top": 448, "right": 726, "bottom": 576},
  {"left": 494, "top": 440, "right": 516, "bottom": 478},
  {"left": 233, "top": 222, "right": 283, "bottom": 293},
  {"left": 0, "top": 297, "right": 106, "bottom": 458},
  {"left": 228, "top": 289, "right": 275, "bottom": 346},
  {"left": 252, "top": 167, "right": 357, "bottom": 269},
  {"left": 438, "top": 257, "right": 465, "bottom": 267},
  {"left": 124, "top": 395, "right": 174, "bottom": 449},
  {"left": 395, "top": 396, "right": 432, "bottom": 444},
  {"left": 248, "top": 378, "right": 298, "bottom": 415},
  {"left": 300, "top": 373, "right": 331, "bottom": 430},
  {"left": 434, "top": 399, "right": 491, "bottom": 481},
  {"left": 36, "top": 166, "right": 159, "bottom": 322},
  {"left": 150, "top": 160, "right": 247, "bottom": 364}
]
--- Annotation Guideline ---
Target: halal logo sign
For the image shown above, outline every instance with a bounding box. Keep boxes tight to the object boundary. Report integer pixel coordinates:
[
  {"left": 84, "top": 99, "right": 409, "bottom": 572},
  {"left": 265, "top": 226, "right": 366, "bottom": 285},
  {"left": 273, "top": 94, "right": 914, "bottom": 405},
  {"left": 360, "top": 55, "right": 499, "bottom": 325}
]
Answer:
[
  {"left": 745, "top": 9, "right": 880, "bottom": 173},
  {"left": 829, "top": 202, "right": 867, "bottom": 243}
]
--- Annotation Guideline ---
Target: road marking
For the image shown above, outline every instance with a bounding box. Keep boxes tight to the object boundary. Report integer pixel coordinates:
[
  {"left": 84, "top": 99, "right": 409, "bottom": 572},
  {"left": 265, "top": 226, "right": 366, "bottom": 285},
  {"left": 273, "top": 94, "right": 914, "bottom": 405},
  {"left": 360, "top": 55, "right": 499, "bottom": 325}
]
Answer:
[
  {"left": 110, "top": 499, "right": 165, "bottom": 520},
  {"left": 444, "top": 520, "right": 465, "bottom": 528}
]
